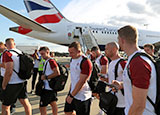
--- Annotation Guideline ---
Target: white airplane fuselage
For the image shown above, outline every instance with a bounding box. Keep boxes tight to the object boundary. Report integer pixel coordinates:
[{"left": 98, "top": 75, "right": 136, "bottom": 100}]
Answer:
[{"left": 24, "top": 18, "right": 160, "bottom": 50}]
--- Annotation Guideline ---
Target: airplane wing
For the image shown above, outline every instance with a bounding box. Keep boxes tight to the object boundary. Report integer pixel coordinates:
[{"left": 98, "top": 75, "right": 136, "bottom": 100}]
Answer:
[{"left": 0, "top": 5, "right": 52, "bottom": 32}]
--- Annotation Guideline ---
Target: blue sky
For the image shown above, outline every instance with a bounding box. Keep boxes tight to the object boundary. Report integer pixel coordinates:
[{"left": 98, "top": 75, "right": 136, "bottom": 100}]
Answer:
[
  {"left": 0, "top": 0, "right": 160, "bottom": 52},
  {"left": 0, "top": 0, "right": 69, "bottom": 52}
]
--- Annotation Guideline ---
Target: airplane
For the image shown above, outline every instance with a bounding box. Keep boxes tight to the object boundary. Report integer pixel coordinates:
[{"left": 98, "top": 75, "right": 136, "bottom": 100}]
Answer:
[{"left": 0, "top": 0, "right": 160, "bottom": 51}]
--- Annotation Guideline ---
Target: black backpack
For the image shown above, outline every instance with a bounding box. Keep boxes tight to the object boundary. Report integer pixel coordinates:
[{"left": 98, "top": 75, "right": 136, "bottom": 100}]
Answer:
[
  {"left": 35, "top": 80, "right": 44, "bottom": 96},
  {"left": 9, "top": 50, "right": 34, "bottom": 80},
  {"left": 79, "top": 57, "right": 100, "bottom": 92},
  {"left": 49, "top": 63, "right": 69, "bottom": 92},
  {"left": 127, "top": 52, "right": 160, "bottom": 115},
  {"left": 99, "top": 91, "right": 118, "bottom": 115},
  {"left": 80, "top": 55, "right": 108, "bottom": 93},
  {"left": 44, "top": 58, "right": 69, "bottom": 92}
]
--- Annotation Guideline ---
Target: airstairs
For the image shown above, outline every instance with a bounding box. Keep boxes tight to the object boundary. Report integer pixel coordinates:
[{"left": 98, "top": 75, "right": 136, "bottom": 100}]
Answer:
[{"left": 73, "top": 27, "right": 99, "bottom": 53}]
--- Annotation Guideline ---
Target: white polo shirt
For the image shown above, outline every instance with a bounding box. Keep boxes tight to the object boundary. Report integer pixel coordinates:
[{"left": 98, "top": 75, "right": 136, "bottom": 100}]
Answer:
[
  {"left": 123, "top": 50, "right": 156, "bottom": 115},
  {"left": 0, "top": 50, "right": 6, "bottom": 77},
  {"left": 70, "top": 55, "right": 92, "bottom": 101},
  {"left": 108, "top": 58, "right": 126, "bottom": 108},
  {"left": 3, "top": 48, "right": 25, "bottom": 84},
  {"left": 43, "top": 58, "right": 58, "bottom": 90}
]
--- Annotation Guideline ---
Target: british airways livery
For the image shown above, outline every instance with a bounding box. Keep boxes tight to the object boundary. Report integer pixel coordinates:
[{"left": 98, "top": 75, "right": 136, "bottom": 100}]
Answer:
[{"left": 0, "top": 0, "right": 160, "bottom": 51}]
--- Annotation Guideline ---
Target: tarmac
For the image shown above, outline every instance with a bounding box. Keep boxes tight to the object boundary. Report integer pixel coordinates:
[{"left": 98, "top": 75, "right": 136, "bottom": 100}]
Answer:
[{"left": 0, "top": 57, "right": 100, "bottom": 115}]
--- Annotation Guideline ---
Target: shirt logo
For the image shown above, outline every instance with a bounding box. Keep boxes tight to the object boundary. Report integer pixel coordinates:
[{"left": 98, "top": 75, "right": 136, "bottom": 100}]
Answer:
[{"left": 75, "top": 63, "right": 79, "bottom": 70}]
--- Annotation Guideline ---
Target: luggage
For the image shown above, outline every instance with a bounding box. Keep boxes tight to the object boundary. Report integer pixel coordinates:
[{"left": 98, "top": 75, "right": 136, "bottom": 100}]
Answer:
[
  {"left": 9, "top": 50, "right": 34, "bottom": 80},
  {"left": 35, "top": 80, "right": 44, "bottom": 96},
  {"left": 99, "top": 91, "right": 118, "bottom": 115},
  {"left": 49, "top": 63, "right": 69, "bottom": 92}
]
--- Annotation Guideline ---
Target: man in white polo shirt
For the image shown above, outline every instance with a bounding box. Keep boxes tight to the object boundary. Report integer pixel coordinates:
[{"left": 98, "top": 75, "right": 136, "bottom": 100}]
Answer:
[
  {"left": 2, "top": 38, "right": 32, "bottom": 115},
  {"left": 64, "top": 42, "right": 92, "bottom": 115},
  {"left": 39, "top": 46, "right": 60, "bottom": 115},
  {"left": 91, "top": 46, "right": 108, "bottom": 115},
  {"left": 105, "top": 42, "right": 126, "bottom": 115},
  {"left": 0, "top": 42, "right": 17, "bottom": 114},
  {"left": 113, "top": 25, "right": 157, "bottom": 115}
]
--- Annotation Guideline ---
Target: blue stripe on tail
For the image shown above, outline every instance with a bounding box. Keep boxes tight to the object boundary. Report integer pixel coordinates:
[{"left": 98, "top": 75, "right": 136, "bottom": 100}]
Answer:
[{"left": 24, "top": 1, "right": 51, "bottom": 12}]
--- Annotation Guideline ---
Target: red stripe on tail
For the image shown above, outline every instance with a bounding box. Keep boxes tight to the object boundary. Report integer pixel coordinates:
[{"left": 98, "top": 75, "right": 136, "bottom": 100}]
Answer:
[
  {"left": 43, "top": 0, "right": 51, "bottom": 3},
  {"left": 35, "top": 13, "right": 63, "bottom": 24}
]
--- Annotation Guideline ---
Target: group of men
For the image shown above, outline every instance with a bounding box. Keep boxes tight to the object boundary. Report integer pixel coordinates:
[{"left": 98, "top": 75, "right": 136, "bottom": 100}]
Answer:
[
  {"left": 0, "top": 39, "right": 60, "bottom": 115},
  {"left": 63, "top": 25, "right": 157, "bottom": 115},
  {"left": 0, "top": 25, "right": 158, "bottom": 115}
]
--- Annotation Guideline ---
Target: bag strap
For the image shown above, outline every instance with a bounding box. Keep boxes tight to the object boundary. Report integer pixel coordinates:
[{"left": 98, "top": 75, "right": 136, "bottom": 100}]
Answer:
[
  {"left": 70, "top": 58, "right": 72, "bottom": 63},
  {"left": 114, "top": 58, "right": 125, "bottom": 96},
  {"left": 115, "top": 58, "right": 125, "bottom": 79},
  {"left": 80, "top": 56, "right": 88, "bottom": 70},
  {"left": 9, "top": 49, "right": 19, "bottom": 54},
  {"left": 43, "top": 58, "right": 51, "bottom": 75},
  {"left": 127, "top": 52, "right": 156, "bottom": 110},
  {"left": 8, "top": 50, "right": 20, "bottom": 76}
]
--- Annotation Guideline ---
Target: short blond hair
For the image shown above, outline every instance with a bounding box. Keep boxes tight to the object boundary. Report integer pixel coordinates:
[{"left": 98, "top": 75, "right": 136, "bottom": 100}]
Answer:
[
  {"left": 118, "top": 25, "right": 138, "bottom": 44},
  {"left": 69, "top": 42, "right": 81, "bottom": 51},
  {"left": 0, "top": 42, "right": 5, "bottom": 46},
  {"left": 5, "top": 38, "right": 14, "bottom": 44},
  {"left": 144, "top": 44, "right": 154, "bottom": 50}
]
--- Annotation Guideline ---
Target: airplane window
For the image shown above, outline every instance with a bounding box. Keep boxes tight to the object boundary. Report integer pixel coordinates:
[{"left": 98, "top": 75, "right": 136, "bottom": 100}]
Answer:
[
  {"left": 102, "top": 31, "right": 103, "bottom": 34},
  {"left": 105, "top": 31, "right": 106, "bottom": 34},
  {"left": 110, "top": 32, "right": 111, "bottom": 34},
  {"left": 96, "top": 31, "right": 98, "bottom": 33},
  {"left": 107, "top": 32, "right": 109, "bottom": 34},
  {"left": 93, "top": 30, "right": 94, "bottom": 33},
  {"left": 112, "top": 32, "right": 114, "bottom": 34}
]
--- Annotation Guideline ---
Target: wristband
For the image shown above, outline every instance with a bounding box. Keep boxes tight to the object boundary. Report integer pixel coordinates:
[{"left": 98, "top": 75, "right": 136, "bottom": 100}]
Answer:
[{"left": 69, "top": 94, "right": 74, "bottom": 98}]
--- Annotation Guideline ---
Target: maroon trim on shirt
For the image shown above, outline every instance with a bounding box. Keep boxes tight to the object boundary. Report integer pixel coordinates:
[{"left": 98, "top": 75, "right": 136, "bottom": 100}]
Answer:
[
  {"left": 49, "top": 59, "right": 58, "bottom": 70},
  {"left": 120, "top": 60, "right": 127, "bottom": 70},
  {"left": 100, "top": 56, "right": 108, "bottom": 65},
  {"left": 3, "top": 51, "right": 13, "bottom": 63},
  {"left": 81, "top": 59, "right": 92, "bottom": 76},
  {"left": 130, "top": 56, "right": 151, "bottom": 89}
]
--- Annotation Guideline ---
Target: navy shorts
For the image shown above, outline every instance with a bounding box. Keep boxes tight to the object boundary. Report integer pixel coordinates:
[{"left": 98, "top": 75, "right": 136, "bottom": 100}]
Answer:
[
  {"left": 64, "top": 98, "right": 91, "bottom": 115},
  {"left": 40, "top": 89, "right": 58, "bottom": 107},
  {"left": 2, "top": 82, "right": 28, "bottom": 106}
]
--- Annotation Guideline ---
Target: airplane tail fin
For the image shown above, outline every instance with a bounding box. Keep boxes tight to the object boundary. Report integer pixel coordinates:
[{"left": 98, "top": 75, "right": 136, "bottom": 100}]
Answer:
[{"left": 24, "top": 0, "right": 68, "bottom": 24}]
